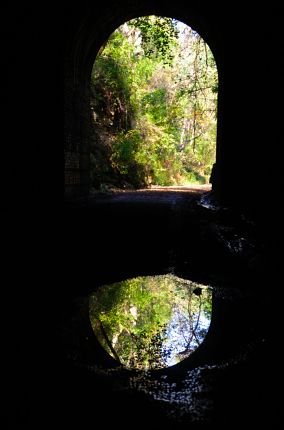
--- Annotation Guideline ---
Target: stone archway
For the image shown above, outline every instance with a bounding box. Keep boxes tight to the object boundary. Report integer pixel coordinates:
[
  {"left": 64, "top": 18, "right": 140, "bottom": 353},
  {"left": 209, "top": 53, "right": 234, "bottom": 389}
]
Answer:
[
  {"left": 64, "top": 2, "right": 223, "bottom": 202},
  {"left": 64, "top": 0, "right": 276, "bottom": 222}
]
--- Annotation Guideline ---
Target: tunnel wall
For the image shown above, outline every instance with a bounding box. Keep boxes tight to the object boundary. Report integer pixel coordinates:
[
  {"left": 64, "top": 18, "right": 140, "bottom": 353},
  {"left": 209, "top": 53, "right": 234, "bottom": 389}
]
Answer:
[{"left": 65, "top": 1, "right": 280, "bottom": 215}]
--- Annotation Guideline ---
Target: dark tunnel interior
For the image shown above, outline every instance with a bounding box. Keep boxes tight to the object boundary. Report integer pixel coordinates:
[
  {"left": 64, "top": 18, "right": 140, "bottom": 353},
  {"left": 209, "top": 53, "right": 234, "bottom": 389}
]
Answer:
[{"left": 1, "top": 0, "right": 281, "bottom": 427}]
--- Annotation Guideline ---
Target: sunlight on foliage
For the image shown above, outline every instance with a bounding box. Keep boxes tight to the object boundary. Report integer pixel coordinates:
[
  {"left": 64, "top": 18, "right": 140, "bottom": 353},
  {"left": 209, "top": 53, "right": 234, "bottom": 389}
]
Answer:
[
  {"left": 90, "top": 17, "right": 218, "bottom": 188},
  {"left": 89, "top": 274, "right": 212, "bottom": 369}
]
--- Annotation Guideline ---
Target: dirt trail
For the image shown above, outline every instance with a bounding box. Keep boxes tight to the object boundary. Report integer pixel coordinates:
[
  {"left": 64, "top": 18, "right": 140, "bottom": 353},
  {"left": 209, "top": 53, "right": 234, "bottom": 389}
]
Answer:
[{"left": 79, "top": 185, "right": 211, "bottom": 207}]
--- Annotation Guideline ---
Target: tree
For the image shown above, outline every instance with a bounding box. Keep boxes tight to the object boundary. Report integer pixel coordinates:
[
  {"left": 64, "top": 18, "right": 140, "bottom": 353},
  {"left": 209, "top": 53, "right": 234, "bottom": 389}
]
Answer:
[
  {"left": 90, "top": 17, "right": 218, "bottom": 189},
  {"left": 129, "top": 16, "right": 178, "bottom": 65},
  {"left": 89, "top": 274, "right": 212, "bottom": 369}
]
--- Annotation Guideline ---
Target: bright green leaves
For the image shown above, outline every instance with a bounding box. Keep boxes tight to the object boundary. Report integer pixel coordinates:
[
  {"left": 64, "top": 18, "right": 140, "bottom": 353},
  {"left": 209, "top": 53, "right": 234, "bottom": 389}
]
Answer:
[
  {"left": 89, "top": 275, "right": 212, "bottom": 369},
  {"left": 129, "top": 16, "right": 178, "bottom": 65},
  {"left": 141, "top": 88, "right": 168, "bottom": 124},
  {"left": 90, "top": 17, "right": 218, "bottom": 189}
]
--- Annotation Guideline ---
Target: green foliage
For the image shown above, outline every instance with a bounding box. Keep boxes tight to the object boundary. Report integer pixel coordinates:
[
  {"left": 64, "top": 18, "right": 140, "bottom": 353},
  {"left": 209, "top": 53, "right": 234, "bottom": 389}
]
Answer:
[
  {"left": 129, "top": 16, "right": 178, "bottom": 65},
  {"left": 90, "top": 17, "right": 218, "bottom": 189},
  {"left": 141, "top": 88, "right": 168, "bottom": 124},
  {"left": 89, "top": 275, "right": 212, "bottom": 369},
  {"left": 111, "top": 130, "right": 148, "bottom": 187},
  {"left": 90, "top": 276, "right": 173, "bottom": 368}
]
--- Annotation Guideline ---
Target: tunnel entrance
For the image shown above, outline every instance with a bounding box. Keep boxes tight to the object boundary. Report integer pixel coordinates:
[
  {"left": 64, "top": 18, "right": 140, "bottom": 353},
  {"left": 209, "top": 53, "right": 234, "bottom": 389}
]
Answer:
[
  {"left": 34, "top": 0, "right": 275, "bottom": 426},
  {"left": 89, "top": 16, "right": 218, "bottom": 193}
]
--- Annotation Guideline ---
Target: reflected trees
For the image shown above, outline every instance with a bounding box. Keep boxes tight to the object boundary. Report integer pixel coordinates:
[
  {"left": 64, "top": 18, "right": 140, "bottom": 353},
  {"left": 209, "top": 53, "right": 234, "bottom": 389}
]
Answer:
[{"left": 89, "top": 274, "right": 212, "bottom": 369}]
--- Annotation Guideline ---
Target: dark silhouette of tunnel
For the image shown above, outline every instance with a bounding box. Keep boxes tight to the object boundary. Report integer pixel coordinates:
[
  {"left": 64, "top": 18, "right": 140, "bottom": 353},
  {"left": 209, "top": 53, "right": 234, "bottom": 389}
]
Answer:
[
  {"left": 1, "top": 0, "right": 280, "bottom": 427},
  {"left": 63, "top": 1, "right": 278, "bottom": 220},
  {"left": 57, "top": 3, "right": 275, "bottom": 426}
]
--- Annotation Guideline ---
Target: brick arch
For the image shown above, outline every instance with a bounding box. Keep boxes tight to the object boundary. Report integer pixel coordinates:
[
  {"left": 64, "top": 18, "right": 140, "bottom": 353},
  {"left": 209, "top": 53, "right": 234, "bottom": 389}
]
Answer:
[
  {"left": 64, "top": 2, "right": 224, "bottom": 201},
  {"left": 64, "top": 1, "right": 273, "bottom": 218}
]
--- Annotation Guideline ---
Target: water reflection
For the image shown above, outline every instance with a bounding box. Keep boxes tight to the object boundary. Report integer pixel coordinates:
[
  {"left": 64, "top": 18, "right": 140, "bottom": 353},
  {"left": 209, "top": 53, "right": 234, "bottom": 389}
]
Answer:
[{"left": 89, "top": 274, "right": 212, "bottom": 369}]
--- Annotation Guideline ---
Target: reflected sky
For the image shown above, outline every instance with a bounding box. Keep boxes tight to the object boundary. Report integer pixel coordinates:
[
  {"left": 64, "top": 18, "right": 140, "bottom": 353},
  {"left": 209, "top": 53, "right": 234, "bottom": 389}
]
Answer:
[{"left": 89, "top": 274, "right": 212, "bottom": 369}]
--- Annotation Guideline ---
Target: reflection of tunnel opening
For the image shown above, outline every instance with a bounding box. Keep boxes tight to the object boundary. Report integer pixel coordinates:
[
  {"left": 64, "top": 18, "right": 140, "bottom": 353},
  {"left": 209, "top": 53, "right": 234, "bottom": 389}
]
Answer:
[
  {"left": 89, "top": 17, "right": 218, "bottom": 191},
  {"left": 88, "top": 275, "right": 213, "bottom": 370},
  {"left": 60, "top": 264, "right": 266, "bottom": 426}
]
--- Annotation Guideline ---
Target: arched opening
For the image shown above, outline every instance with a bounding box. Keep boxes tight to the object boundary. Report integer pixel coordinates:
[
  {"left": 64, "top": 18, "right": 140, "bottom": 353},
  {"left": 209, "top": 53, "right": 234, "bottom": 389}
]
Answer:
[
  {"left": 64, "top": 5, "right": 222, "bottom": 203},
  {"left": 89, "top": 17, "right": 218, "bottom": 193}
]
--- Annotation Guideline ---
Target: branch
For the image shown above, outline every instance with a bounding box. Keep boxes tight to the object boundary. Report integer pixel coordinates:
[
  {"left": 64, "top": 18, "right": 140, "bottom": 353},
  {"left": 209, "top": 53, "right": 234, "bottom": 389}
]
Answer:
[
  {"left": 186, "top": 86, "right": 214, "bottom": 94},
  {"left": 185, "top": 293, "right": 202, "bottom": 350},
  {"left": 97, "top": 318, "right": 122, "bottom": 364}
]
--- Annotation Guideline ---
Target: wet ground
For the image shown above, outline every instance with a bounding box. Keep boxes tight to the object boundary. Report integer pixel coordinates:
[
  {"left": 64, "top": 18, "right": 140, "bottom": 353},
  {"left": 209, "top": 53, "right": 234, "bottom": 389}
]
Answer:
[
  {"left": 16, "top": 188, "right": 272, "bottom": 426},
  {"left": 57, "top": 282, "right": 268, "bottom": 427}
]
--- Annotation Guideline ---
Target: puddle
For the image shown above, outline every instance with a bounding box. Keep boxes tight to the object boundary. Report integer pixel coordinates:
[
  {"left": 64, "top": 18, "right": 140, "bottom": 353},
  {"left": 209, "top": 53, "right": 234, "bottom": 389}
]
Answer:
[
  {"left": 58, "top": 273, "right": 266, "bottom": 425},
  {"left": 89, "top": 274, "right": 212, "bottom": 369},
  {"left": 198, "top": 193, "right": 219, "bottom": 211}
]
